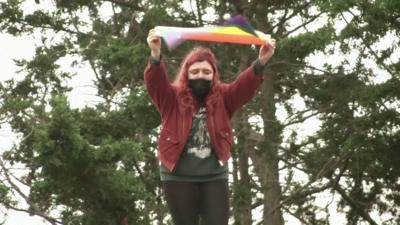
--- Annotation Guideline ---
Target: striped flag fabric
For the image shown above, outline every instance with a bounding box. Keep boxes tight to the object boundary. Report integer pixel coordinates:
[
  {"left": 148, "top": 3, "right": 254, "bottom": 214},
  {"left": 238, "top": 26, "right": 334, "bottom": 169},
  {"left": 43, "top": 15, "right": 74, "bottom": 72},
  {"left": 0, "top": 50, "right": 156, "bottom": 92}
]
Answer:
[{"left": 155, "top": 15, "right": 271, "bottom": 50}]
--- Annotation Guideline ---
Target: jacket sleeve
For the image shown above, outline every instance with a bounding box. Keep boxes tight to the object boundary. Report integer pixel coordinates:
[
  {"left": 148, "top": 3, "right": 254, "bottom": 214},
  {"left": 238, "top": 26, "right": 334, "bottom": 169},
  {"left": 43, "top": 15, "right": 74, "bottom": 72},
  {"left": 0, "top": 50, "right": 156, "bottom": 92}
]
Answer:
[
  {"left": 144, "top": 58, "right": 175, "bottom": 116},
  {"left": 222, "top": 64, "right": 264, "bottom": 117}
]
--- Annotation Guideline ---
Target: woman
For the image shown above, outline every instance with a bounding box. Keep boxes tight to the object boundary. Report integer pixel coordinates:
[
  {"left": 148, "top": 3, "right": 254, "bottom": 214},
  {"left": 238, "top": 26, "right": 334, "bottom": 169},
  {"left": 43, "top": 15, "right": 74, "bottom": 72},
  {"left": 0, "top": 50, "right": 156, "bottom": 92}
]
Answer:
[{"left": 144, "top": 28, "right": 276, "bottom": 225}]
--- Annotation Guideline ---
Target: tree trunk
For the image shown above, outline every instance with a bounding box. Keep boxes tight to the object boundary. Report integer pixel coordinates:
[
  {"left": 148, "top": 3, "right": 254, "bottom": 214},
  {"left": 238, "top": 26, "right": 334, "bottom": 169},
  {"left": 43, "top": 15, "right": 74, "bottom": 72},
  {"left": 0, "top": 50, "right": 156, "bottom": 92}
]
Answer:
[
  {"left": 232, "top": 108, "right": 253, "bottom": 225},
  {"left": 261, "top": 71, "right": 284, "bottom": 225}
]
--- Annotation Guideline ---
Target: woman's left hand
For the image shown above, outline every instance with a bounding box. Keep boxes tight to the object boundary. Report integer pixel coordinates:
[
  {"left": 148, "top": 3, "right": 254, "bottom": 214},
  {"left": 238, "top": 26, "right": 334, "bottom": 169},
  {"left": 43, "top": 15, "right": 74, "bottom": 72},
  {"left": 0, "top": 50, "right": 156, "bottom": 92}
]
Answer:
[{"left": 258, "top": 38, "right": 276, "bottom": 65}]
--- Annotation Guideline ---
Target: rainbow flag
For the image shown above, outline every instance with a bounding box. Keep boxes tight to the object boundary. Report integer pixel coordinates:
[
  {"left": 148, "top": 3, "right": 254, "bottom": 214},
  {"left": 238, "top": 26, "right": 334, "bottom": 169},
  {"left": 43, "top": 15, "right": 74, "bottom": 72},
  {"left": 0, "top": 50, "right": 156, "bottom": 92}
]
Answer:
[{"left": 155, "top": 15, "right": 271, "bottom": 50}]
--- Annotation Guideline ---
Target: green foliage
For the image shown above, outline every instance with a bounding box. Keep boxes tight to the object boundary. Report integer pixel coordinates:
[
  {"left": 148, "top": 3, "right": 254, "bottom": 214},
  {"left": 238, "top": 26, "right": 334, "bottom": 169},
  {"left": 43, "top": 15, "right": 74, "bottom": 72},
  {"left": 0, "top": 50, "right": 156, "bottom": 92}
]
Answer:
[
  {"left": 55, "top": 0, "right": 101, "bottom": 11},
  {"left": 24, "top": 95, "right": 152, "bottom": 224},
  {"left": 96, "top": 42, "right": 149, "bottom": 87},
  {"left": 0, "top": 0, "right": 25, "bottom": 35},
  {"left": 277, "top": 25, "right": 335, "bottom": 63},
  {"left": 0, "top": 183, "right": 15, "bottom": 207}
]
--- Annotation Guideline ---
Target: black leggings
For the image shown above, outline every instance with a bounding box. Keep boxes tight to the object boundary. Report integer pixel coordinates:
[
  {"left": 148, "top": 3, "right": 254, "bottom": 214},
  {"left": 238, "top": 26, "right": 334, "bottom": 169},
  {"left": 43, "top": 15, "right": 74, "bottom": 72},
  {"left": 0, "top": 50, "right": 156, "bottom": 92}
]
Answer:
[{"left": 162, "top": 179, "right": 229, "bottom": 225}]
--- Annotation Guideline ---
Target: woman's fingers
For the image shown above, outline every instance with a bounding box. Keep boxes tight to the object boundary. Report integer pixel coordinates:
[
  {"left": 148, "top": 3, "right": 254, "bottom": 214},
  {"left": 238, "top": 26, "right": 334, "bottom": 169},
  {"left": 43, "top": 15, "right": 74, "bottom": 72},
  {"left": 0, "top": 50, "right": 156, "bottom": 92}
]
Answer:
[
  {"left": 147, "top": 28, "right": 162, "bottom": 59},
  {"left": 147, "top": 30, "right": 159, "bottom": 43},
  {"left": 267, "top": 38, "right": 276, "bottom": 49},
  {"left": 258, "top": 38, "right": 276, "bottom": 64}
]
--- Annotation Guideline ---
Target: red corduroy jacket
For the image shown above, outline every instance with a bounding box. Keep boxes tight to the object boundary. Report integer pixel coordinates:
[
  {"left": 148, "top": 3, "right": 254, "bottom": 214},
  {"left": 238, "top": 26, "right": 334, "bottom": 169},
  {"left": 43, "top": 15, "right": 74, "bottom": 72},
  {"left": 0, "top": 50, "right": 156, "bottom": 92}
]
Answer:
[{"left": 144, "top": 59, "right": 264, "bottom": 171}]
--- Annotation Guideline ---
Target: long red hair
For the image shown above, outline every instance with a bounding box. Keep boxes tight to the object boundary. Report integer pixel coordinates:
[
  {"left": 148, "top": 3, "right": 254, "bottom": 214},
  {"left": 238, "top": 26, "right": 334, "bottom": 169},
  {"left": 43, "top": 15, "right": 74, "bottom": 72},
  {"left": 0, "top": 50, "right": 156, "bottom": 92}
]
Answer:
[{"left": 172, "top": 47, "right": 221, "bottom": 113}]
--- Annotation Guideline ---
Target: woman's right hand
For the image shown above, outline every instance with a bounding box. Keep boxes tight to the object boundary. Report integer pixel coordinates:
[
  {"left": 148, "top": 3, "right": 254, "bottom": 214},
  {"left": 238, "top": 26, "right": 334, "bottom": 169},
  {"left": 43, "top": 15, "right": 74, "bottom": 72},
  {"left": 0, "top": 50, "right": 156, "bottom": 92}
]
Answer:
[{"left": 147, "top": 29, "right": 161, "bottom": 60}]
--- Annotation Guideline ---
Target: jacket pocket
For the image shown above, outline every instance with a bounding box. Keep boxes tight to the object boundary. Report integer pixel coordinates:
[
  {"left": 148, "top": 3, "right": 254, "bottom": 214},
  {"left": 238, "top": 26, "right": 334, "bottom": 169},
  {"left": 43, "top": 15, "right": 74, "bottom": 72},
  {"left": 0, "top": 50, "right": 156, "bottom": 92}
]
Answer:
[
  {"left": 159, "top": 128, "right": 179, "bottom": 153},
  {"left": 218, "top": 128, "right": 234, "bottom": 146}
]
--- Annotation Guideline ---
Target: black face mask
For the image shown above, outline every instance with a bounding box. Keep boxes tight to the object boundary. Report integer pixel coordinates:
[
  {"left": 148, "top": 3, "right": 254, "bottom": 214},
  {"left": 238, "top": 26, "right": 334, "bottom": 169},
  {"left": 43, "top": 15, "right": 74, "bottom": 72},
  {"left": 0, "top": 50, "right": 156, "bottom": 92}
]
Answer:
[{"left": 188, "top": 79, "right": 212, "bottom": 102}]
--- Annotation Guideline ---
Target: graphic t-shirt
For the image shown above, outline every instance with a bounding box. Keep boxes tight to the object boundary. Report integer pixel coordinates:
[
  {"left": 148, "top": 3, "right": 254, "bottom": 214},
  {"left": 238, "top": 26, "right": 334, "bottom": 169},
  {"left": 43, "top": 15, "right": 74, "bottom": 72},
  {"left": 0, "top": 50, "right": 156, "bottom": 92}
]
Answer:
[{"left": 160, "top": 107, "right": 229, "bottom": 182}]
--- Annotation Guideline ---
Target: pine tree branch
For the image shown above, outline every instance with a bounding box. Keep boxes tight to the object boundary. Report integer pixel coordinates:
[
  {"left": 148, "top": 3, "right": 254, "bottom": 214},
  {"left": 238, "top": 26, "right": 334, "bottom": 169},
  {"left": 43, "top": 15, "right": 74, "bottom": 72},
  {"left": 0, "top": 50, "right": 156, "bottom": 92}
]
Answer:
[
  {"left": 268, "top": 60, "right": 338, "bottom": 75},
  {"left": 104, "top": 0, "right": 143, "bottom": 10},
  {"left": 250, "top": 150, "right": 344, "bottom": 209},
  {"left": 283, "top": 108, "right": 313, "bottom": 124},
  {"left": 277, "top": 153, "right": 311, "bottom": 174},
  {"left": 283, "top": 11, "right": 325, "bottom": 38},
  {"left": 272, "top": 1, "right": 313, "bottom": 35},
  {"left": 282, "top": 205, "right": 311, "bottom": 225},
  {"left": 229, "top": 0, "right": 250, "bottom": 14},
  {"left": 194, "top": 0, "right": 204, "bottom": 26},
  {"left": 340, "top": 10, "right": 396, "bottom": 78},
  {"left": 127, "top": 12, "right": 142, "bottom": 42},
  {"left": 130, "top": 156, "right": 162, "bottom": 202},
  {"left": 251, "top": 181, "right": 332, "bottom": 210},
  {"left": 10, "top": 11, "right": 109, "bottom": 41},
  {"left": 247, "top": 0, "right": 260, "bottom": 17},
  {"left": 333, "top": 185, "right": 379, "bottom": 225},
  {"left": 272, "top": 6, "right": 290, "bottom": 35},
  {"left": 2, "top": 203, "right": 60, "bottom": 225},
  {"left": 282, "top": 109, "right": 321, "bottom": 127},
  {"left": 0, "top": 159, "right": 31, "bottom": 205},
  {"left": 262, "top": 151, "right": 349, "bottom": 213},
  {"left": 0, "top": 159, "right": 62, "bottom": 225}
]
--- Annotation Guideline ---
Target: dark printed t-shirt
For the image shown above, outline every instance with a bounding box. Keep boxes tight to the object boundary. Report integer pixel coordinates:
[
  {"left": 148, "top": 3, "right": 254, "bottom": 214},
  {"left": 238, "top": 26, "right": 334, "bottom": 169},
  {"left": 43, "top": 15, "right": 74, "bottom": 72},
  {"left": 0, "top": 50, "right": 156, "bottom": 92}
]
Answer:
[{"left": 160, "top": 107, "right": 229, "bottom": 182}]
